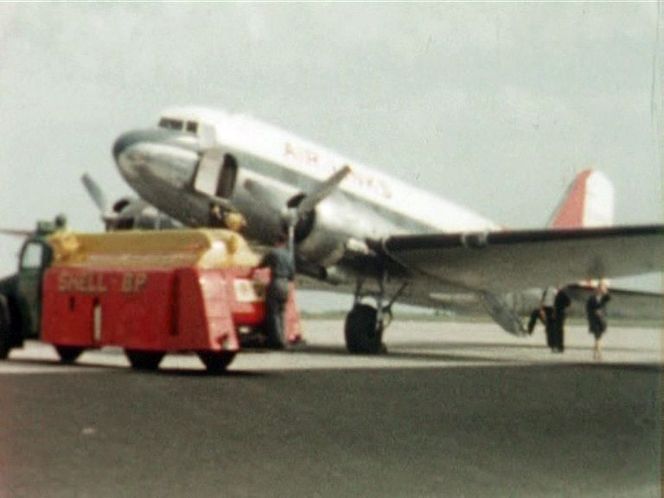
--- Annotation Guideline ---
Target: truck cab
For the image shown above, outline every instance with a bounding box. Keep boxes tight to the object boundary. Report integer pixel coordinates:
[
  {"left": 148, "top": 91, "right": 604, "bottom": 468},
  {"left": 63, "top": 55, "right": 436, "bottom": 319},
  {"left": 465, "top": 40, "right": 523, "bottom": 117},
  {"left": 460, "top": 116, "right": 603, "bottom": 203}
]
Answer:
[{"left": 0, "top": 218, "right": 60, "bottom": 358}]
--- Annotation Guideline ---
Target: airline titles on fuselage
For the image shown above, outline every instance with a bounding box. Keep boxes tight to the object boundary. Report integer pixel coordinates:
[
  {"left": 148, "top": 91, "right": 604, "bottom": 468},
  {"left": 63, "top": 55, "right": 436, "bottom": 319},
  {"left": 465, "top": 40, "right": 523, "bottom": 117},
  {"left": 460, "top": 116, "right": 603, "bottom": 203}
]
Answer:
[{"left": 283, "top": 141, "right": 392, "bottom": 200}]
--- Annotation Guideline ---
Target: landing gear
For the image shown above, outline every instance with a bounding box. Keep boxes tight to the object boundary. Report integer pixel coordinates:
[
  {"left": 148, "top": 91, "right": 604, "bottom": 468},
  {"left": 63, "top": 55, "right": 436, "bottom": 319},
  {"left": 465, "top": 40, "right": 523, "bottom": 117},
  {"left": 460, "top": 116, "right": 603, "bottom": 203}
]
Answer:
[
  {"left": 343, "top": 274, "right": 407, "bottom": 355},
  {"left": 344, "top": 304, "right": 383, "bottom": 354}
]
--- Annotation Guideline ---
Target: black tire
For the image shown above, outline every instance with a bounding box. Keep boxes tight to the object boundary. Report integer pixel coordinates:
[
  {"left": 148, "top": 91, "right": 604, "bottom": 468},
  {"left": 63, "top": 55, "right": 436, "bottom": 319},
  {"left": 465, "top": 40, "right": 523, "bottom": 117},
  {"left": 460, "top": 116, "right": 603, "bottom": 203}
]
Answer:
[
  {"left": 197, "top": 351, "right": 236, "bottom": 374},
  {"left": 125, "top": 349, "right": 164, "bottom": 371},
  {"left": 0, "top": 295, "right": 12, "bottom": 360},
  {"left": 55, "top": 346, "right": 84, "bottom": 364},
  {"left": 344, "top": 304, "right": 383, "bottom": 354}
]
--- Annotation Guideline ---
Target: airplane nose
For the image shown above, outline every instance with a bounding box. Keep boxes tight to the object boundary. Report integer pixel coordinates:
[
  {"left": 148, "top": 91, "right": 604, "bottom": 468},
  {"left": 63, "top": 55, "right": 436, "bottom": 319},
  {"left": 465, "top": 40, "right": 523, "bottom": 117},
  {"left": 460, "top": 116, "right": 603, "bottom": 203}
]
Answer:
[
  {"left": 112, "top": 130, "right": 156, "bottom": 182},
  {"left": 112, "top": 132, "right": 132, "bottom": 162},
  {"left": 112, "top": 130, "right": 151, "bottom": 162}
]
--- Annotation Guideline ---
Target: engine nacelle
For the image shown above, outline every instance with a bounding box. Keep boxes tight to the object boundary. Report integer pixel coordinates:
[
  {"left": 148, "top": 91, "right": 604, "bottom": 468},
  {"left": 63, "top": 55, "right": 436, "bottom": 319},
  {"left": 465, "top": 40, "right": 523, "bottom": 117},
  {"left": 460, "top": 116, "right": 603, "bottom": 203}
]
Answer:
[
  {"left": 294, "top": 201, "right": 353, "bottom": 268},
  {"left": 110, "top": 198, "right": 179, "bottom": 231}
]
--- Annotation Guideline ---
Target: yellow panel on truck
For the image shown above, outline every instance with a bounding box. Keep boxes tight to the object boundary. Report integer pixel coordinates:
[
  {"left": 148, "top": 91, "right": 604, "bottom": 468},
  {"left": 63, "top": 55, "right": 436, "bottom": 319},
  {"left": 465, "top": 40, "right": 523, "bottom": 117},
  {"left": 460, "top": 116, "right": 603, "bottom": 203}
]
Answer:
[{"left": 47, "top": 229, "right": 262, "bottom": 270}]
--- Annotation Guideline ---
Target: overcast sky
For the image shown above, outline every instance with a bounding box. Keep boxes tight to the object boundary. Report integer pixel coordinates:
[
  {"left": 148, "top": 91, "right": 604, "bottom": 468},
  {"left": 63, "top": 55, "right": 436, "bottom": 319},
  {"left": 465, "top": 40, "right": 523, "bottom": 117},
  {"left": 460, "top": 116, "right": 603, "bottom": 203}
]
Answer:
[{"left": 0, "top": 3, "right": 661, "bottom": 290}]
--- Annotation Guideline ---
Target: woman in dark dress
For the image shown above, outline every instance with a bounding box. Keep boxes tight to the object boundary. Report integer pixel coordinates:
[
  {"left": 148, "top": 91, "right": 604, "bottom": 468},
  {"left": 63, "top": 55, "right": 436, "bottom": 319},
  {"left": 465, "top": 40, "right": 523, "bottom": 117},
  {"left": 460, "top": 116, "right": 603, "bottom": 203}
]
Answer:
[{"left": 586, "top": 283, "right": 611, "bottom": 361}]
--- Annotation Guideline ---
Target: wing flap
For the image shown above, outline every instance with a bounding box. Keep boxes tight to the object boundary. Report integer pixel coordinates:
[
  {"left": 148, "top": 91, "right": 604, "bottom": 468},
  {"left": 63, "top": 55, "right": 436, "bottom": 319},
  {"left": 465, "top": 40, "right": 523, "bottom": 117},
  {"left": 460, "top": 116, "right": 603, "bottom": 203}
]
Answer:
[{"left": 381, "top": 225, "right": 664, "bottom": 293}]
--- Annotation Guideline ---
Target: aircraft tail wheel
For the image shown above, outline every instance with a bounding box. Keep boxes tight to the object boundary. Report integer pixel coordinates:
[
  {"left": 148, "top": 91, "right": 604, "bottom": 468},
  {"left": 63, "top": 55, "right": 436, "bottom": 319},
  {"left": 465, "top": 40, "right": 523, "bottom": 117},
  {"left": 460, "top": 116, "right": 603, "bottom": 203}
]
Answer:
[{"left": 344, "top": 304, "right": 384, "bottom": 354}]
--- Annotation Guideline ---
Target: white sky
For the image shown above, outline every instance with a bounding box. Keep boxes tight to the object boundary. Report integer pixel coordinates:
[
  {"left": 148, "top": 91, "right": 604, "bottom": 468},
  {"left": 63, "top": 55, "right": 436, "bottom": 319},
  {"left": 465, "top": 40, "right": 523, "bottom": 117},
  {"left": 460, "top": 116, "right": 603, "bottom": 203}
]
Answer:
[{"left": 0, "top": 3, "right": 661, "bottom": 293}]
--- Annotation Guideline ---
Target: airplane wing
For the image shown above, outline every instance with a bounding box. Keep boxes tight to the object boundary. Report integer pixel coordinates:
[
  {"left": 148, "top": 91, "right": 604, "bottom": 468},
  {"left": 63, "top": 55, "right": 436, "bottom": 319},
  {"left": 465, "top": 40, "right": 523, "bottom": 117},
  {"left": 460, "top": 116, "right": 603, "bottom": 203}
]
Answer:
[{"left": 378, "top": 225, "right": 664, "bottom": 293}]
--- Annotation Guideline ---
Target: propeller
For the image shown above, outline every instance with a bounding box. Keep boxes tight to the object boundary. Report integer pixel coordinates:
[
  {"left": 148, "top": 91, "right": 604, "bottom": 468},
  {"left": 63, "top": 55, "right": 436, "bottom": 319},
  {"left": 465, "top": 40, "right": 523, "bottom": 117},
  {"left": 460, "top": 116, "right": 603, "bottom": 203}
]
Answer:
[
  {"left": 81, "top": 173, "right": 178, "bottom": 230},
  {"left": 81, "top": 173, "right": 118, "bottom": 229},
  {"left": 246, "top": 165, "right": 352, "bottom": 264},
  {"left": 81, "top": 173, "right": 109, "bottom": 215},
  {"left": 0, "top": 228, "right": 33, "bottom": 238}
]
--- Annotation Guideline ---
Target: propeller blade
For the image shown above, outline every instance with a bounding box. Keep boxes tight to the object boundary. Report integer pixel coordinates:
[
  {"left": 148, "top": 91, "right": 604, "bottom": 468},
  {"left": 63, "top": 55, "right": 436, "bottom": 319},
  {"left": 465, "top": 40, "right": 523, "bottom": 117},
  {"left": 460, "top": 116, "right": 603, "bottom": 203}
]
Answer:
[
  {"left": 0, "top": 228, "right": 32, "bottom": 237},
  {"left": 296, "top": 165, "right": 351, "bottom": 217},
  {"left": 81, "top": 174, "right": 108, "bottom": 214}
]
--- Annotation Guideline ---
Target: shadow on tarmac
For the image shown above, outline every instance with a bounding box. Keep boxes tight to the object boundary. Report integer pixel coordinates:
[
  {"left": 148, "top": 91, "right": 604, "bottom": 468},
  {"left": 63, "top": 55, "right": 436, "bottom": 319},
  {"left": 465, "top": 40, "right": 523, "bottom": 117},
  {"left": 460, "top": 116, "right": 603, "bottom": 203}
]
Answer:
[
  {"left": 276, "top": 343, "right": 516, "bottom": 363},
  {"left": 399, "top": 340, "right": 659, "bottom": 354}
]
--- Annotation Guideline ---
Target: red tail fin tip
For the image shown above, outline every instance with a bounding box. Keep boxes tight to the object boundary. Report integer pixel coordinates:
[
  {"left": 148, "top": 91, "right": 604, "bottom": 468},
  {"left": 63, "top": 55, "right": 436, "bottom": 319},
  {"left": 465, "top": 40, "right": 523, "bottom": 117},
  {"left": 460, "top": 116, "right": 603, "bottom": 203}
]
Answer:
[{"left": 548, "top": 169, "right": 614, "bottom": 229}]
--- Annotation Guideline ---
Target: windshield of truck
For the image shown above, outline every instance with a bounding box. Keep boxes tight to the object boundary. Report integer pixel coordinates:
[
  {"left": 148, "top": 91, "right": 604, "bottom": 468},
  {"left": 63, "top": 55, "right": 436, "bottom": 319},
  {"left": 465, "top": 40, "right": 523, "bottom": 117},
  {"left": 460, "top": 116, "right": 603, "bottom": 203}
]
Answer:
[{"left": 20, "top": 242, "right": 44, "bottom": 269}]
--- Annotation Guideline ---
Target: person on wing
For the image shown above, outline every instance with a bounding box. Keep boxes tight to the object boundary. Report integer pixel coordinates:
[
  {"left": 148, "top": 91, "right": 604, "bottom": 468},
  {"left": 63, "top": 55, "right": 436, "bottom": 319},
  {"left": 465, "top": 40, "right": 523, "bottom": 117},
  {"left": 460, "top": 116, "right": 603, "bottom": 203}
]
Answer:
[
  {"left": 259, "top": 233, "right": 295, "bottom": 349},
  {"left": 586, "top": 282, "right": 611, "bottom": 361},
  {"left": 551, "top": 286, "right": 571, "bottom": 353}
]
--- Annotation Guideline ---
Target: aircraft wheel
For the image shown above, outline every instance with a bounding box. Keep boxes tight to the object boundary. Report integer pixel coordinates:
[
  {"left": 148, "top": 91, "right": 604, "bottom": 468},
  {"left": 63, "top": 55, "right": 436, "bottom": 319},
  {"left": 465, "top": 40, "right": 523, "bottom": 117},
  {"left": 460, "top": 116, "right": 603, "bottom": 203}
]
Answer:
[
  {"left": 344, "top": 304, "right": 384, "bottom": 354},
  {"left": 197, "top": 351, "right": 236, "bottom": 374},
  {"left": 125, "top": 349, "right": 164, "bottom": 371},
  {"left": 0, "top": 295, "right": 12, "bottom": 360},
  {"left": 55, "top": 346, "right": 84, "bottom": 364}
]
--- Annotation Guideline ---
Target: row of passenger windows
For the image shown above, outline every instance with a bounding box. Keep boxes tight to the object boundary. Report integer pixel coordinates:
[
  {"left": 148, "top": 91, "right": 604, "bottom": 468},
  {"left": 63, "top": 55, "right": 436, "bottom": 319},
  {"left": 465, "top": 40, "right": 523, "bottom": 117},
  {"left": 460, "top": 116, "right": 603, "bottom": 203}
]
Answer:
[{"left": 158, "top": 118, "right": 198, "bottom": 134}]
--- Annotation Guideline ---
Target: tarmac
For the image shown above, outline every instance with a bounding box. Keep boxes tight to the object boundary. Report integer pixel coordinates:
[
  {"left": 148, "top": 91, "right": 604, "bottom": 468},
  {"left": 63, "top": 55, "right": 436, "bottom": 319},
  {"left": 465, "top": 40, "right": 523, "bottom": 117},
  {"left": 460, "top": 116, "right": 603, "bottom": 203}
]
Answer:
[{"left": 0, "top": 320, "right": 661, "bottom": 497}]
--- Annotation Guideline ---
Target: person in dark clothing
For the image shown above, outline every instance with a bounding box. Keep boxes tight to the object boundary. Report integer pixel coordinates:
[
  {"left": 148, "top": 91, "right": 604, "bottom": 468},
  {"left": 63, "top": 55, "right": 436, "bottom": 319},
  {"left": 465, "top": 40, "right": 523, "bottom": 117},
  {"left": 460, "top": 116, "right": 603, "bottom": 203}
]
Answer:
[
  {"left": 537, "top": 286, "right": 557, "bottom": 348},
  {"left": 526, "top": 307, "right": 545, "bottom": 335},
  {"left": 259, "top": 234, "right": 295, "bottom": 349},
  {"left": 551, "top": 286, "right": 571, "bottom": 352},
  {"left": 586, "top": 282, "right": 611, "bottom": 361}
]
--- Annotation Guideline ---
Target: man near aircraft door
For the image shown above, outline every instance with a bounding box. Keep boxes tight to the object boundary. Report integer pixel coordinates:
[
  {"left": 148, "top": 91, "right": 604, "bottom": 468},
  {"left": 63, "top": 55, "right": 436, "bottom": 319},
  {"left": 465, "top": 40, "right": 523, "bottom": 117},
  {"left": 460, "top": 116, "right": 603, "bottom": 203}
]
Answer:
[
  {"left": 209, "top": 203, "right": 247, "bottom": 232},
  {"left": 586, "top": 282, "right": 611, "bottom": 361},
  {"left": 259, "top": 233, "right": 295, "bottom": 349}
]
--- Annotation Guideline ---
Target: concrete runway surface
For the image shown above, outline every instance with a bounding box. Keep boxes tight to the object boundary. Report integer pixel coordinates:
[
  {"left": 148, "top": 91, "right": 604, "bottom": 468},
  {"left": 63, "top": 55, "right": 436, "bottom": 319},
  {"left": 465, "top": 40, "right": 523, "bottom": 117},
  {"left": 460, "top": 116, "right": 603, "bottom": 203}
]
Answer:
[{"left": 0, "top": 321, "right": 661, "bottom": 498}]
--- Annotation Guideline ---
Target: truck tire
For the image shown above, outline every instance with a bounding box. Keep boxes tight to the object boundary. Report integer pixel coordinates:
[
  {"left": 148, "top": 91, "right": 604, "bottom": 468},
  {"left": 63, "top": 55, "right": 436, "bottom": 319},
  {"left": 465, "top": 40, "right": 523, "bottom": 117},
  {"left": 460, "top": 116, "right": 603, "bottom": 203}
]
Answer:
[
  {"left": 125, "top": 349, "right": 164, "bottom": 371},
  {"left": 55, "top": 346, "right": 83, "bottom": 364},
  {"left": 197, "top": 351, "right": 236, "bottom": 374},
  {"left": 0, "top": 295, "right": 12, "bottom": 360}
]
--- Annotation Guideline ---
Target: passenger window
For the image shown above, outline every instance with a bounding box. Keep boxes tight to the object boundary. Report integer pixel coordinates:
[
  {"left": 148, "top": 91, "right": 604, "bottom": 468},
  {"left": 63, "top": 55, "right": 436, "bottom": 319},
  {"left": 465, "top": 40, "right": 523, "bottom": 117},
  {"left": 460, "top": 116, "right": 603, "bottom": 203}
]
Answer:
[
  {"left": 186, "top": 121, "right": 198, "bottom": 133},
  {"left": 20, "top": 243, "right": 44, "bottom": 269}
]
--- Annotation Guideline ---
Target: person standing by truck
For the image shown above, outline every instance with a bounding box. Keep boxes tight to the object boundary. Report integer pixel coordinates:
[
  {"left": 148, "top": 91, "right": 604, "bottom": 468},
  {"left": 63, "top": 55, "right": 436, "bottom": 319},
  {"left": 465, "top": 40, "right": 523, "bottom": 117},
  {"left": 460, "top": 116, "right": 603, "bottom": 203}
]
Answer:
[
  {"left": 586, "top": 282, "right": 611, "bottom": 361},
  {"left": 259, "top": 233, "right": 295, "bottom": 349}
]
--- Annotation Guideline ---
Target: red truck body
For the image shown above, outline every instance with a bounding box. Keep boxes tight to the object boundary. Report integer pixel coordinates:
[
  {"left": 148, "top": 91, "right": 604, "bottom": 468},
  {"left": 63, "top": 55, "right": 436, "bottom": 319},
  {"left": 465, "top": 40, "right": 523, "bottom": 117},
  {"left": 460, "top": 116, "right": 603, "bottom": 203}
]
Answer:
[{"left": 40, "top": 264, "right": 301, "bottom": 371}]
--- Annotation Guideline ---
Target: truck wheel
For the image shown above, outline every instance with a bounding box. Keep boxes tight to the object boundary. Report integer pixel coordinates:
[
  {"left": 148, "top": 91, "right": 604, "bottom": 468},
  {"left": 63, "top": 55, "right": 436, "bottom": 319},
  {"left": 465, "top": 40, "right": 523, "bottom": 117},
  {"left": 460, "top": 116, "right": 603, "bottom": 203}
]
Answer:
[
  {"left": 55, "top": 346, "right": 83, "bottom": 364},
  {"left": 197, "top": 351, "right": 236, "bottom": 374},
  {"left": 0, "top": 295, "right": 12, "bottom": 360},
  {"left": 125, "top": 349, "right": 164, "bottom": 371}
]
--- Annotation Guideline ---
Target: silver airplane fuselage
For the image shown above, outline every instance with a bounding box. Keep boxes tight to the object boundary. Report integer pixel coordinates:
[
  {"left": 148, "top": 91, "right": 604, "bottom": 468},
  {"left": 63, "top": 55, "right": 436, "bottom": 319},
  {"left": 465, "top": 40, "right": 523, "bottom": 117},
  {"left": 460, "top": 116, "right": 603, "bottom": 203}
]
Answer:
[{"left": 112, "top": 107, "right": 498, "bottom": 285}]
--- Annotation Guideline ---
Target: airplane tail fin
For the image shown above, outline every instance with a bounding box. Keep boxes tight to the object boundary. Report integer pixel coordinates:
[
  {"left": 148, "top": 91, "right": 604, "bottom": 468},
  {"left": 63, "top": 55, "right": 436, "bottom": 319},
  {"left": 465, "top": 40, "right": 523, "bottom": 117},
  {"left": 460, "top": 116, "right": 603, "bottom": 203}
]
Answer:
[{"left": 547, "top": 169, "right": 614, "bottom": 229}]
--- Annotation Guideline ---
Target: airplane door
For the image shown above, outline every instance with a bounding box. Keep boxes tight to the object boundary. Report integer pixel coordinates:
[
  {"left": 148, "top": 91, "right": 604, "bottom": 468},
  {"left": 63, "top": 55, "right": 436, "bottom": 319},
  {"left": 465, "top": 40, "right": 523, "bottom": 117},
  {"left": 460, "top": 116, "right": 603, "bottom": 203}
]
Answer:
[
  {"left": 192, "top": 150, "right": 238, "bottom": 200},
  {"left": 216, "top": 155, "right": 237, "bottom": 199}
]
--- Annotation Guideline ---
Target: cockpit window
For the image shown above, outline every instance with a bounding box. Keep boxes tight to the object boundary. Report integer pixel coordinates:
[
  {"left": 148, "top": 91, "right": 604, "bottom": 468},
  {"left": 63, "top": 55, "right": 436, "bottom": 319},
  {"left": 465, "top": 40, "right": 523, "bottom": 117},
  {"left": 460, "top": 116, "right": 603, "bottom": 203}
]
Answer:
[
  {"left": 186, "top": 121, "right": 198, "bottom": 133},
  {"left": 158, "top": 118, "right": 184, "bottom": 131}
]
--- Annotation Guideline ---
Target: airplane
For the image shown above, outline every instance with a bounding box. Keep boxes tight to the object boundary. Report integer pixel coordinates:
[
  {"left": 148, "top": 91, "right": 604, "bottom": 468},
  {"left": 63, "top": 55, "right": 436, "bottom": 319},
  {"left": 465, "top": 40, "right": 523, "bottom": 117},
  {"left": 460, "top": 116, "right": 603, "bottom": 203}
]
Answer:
[{"left": 111, "top": 106, "right": 664, "bottom": 353}]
